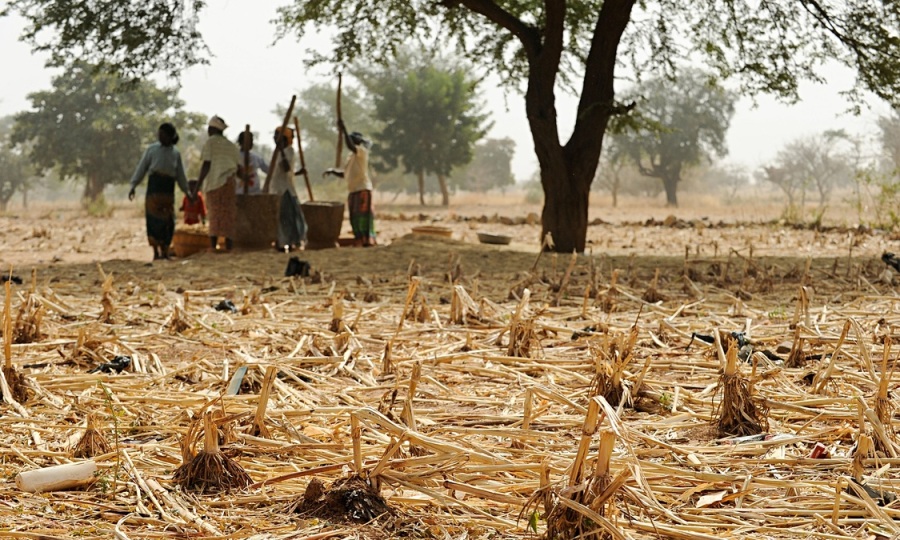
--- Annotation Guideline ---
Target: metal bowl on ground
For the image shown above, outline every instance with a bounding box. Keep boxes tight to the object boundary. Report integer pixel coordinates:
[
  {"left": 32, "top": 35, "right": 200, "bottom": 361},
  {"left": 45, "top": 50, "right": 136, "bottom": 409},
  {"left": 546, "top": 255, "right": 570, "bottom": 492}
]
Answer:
[{"left": 476, "top": 232, "right": 512, "bottom": 245}]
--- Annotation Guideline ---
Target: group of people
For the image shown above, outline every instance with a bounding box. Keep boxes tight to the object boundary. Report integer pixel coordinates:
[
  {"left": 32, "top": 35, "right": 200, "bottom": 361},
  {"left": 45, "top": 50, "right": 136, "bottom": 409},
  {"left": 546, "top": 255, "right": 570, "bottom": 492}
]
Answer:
[{"left": 129, "top": 115, "right": 377, "bottom": 260}]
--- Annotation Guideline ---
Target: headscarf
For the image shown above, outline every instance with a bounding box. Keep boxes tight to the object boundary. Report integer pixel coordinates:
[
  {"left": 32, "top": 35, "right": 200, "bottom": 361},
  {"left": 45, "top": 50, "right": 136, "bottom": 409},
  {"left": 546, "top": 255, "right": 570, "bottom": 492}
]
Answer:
[
  {"left": 350, "top": 131, "right": 371, "bottom": 148},
  {"left": 159, "top": 123, "right": 179, "bottom": 146},
  {"left": 275, "top": 126, "right": 294, "bottom": 146},
  {"left": 208, "top": 115, "right": 228, "bottom": 131}
]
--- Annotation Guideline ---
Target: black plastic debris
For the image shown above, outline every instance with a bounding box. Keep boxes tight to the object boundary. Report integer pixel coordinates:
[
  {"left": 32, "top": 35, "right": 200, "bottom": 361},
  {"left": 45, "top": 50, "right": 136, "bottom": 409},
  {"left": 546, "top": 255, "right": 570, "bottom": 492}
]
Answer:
[
  {"left": 88, "top": 355, "right": 132, "bottom": 374},
  {"left": 571, "top": 326, "right": 598, "bottom": 340},
  {"left": 285, "top": 257, "right": 311, "bottom": 278},
  {"left": 215, "top": 299, "right": 237, "bottom": 313},
  {"left": 847, "top": 479, "right": 897, "bottom": 506},
  {"left": 686, "top": 331, "right": 750, "bottom": 350},
  {"left": 882, "top": 252, "right": 900, "bottom": 272},
  {"left": 2, "top": 275, "right": 22, "bottom": 285}
]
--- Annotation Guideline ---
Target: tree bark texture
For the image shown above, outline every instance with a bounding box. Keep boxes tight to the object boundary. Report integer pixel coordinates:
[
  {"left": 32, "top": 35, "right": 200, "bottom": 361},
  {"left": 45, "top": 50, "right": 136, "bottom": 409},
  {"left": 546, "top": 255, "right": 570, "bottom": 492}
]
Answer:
[
  {"left": 663, "top": 176, "right": 678, "bottom": 207},
  {"left": 417, "top": 171, "right": 425, "bottom": 206},
  {"left": 83, "top": 174, "right": 105, "bottom": 202},
  {"left": 437, "top": 175, "right": 450, "bottom": 206}
]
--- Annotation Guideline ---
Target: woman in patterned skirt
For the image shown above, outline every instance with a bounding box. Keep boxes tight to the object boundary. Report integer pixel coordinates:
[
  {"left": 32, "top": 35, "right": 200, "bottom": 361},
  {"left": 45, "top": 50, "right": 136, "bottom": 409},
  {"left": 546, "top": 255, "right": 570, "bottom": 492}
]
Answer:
[
  {"left": 129, "top": 123, "right": 192, "bottom": 260},
  {"left": 195, "top": 115, "right": 241, "bottom": 251}
]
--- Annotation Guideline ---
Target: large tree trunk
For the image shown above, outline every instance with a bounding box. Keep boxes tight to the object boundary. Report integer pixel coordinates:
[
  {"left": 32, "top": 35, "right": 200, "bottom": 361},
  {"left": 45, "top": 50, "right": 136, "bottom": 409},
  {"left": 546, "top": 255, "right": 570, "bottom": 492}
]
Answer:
[
  {"left": 83, "top": 174, "right": 105, "bottom": 202},
  {"left": 662, "top": 176, "right": 678, "bottom": 207},
  {"left": 417, "top": 171, "right": 425, "bottom": 206},
  {"left": 531, "top": 0, "right": 635, "bottom": 253},
  {"left": 437, "top": 175, "right": 450, "bottom": 206}
]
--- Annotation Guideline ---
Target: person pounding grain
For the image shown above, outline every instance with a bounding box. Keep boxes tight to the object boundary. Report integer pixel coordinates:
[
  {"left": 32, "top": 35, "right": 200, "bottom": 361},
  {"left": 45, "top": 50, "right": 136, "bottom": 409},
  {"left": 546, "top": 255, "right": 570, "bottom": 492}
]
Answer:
[
  {"left": 128, "top": 122, "right": 192, "bottom": 260},
  {"left": 323, "top": 119, "right": 377, "bottom": 247},
  {"left": 195, "top": 116, "right": 241, "bottom": 252}
]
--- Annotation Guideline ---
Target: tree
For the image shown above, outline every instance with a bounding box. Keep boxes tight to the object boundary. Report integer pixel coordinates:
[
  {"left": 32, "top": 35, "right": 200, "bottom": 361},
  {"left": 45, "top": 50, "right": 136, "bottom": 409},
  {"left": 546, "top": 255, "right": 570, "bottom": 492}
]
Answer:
[
  {"left": 453, "top": 137, "right": 516, "bottom": 192},
  {"left": 364, "top": 61, "right": 490, "bottom": 206},
  {"left": 0, "top": 115, "right": 37, "bottom": 212},
  {"left": 4, "top": 0, "right": 207, "bottom": 83},
  {"left": 11, "top": 62, "right": 204, "bottom": 203},
  {"left": 608, "top": 71, "right": 735, "bottom": 207},
  {"left": 760, "top": 130, "right": 855, "bottom": 218},
  {"left": 11, "top": 1, "right": 900, "bottom": 250},
  {"left": 292, "top": 82, "right": 384, "bottom": 199},
  {"left": 877, "top": 112, "right": 900, "bottom": 173}
]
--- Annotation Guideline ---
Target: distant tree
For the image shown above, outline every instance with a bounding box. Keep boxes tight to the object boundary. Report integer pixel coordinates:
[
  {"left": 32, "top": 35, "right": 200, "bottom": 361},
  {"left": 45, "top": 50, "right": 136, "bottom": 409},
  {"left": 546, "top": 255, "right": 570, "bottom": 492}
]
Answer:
[
  {"left": 453, "top": 138, "right": 516, "bottom": 192},
  {"left": 763, "top": 131, "right": 854, "bottom": 216},
  {"left": 11, "top": 62, "right": 204, "bottom": 203},
  {"left": 878, "top": 112, "right": 900, "bottom": 174},
  {"left": 290, "top": 82, "right": 384, "bottom": 199},
  {"left": 13, "top": 1, "right": 900, "bottom": 252},
  {"left": 0, "top": 115, "right": 37, "bottom": 211},
  {"left": 698, "top": 164, "right": 751, "bottom": 201},
  {"left": 609, "top": 71, "right": 736, "bottom": 207},
  {"left": 363, "top": 59, "right": 490, "bottom": 206}
]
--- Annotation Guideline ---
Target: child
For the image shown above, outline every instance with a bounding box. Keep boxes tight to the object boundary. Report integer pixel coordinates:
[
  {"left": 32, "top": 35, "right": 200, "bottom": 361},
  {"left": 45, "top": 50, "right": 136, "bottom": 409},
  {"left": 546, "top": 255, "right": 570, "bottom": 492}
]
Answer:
[{"left": 181, "top": 180, "right": 207, "bottom": 225}]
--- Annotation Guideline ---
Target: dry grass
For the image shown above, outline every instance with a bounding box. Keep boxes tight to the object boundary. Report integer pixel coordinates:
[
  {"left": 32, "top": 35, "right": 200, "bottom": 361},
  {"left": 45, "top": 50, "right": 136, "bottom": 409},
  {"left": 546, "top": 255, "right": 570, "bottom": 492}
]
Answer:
[{"left": 1, "top": 220, "right": 900, "bottom": 539}]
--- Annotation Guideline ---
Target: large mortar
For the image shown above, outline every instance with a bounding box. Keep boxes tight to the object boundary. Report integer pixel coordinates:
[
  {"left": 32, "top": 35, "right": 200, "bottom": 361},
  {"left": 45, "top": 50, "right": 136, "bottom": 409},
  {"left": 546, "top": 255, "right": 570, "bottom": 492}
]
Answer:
[
  {"left": 235, "top": 193, "right": 279, "bottom": 249},
  {"left": 301, "top": 201, "right": 344, "bottom": 250}
]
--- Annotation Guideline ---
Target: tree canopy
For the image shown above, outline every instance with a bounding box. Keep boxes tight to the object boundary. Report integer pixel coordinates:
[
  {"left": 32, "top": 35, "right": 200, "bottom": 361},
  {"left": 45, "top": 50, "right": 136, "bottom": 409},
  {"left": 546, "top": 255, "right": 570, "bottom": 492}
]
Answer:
[
  {"left": 608, "top": 70, "right": 736, "bottom": 207},
  {"left": 0, "top": 116, "right": 37, "bottom": 212},
  {"left": 363, "top": 60, "right": 490, "bottom": 206},
  {"left": 8, "top": 0, "right": 900, "bottom": 250},
  {"left": 12, "top": 62, "right": 205, "bottom": 202},
  {"left": 3, "top": 0, "right": 207, "bottom": 83},
  {"left": 453, "top": 137, "right": 517, "bottom": 193}
]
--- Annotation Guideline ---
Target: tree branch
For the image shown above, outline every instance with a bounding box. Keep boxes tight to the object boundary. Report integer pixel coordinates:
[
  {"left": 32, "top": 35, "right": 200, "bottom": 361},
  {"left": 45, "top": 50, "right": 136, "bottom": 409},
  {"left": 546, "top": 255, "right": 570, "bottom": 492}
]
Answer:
[
  {"left": 566, "top": 0, "right": 636, "bottom": 160},
  {"left": 442, "top": 0, "right": 541, "bottom": 57}
]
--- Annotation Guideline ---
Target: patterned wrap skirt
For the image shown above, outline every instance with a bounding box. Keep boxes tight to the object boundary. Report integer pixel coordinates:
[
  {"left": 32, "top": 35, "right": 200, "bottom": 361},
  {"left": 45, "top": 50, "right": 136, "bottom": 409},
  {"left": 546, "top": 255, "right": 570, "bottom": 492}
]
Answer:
[
  {"left": 206, "top": 177, "right": 237, "bottom": 239},
  {"left": 348, "top": 189, "right": 376, "bottom": 246},
  {"left": 145, "top": 172, "right": 176, "bottom": 248},
  {"left": 278, "top": 191, "right": 307, "bottom": 248}
]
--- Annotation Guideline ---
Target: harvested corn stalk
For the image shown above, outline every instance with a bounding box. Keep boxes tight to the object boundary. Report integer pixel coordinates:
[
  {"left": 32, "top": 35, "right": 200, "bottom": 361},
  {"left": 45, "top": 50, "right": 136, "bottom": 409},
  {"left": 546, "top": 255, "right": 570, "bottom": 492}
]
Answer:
[
  {"left": 174, "top": 411, "right": 251, "bottom": 493},
  {"left": 73, "top": 413, "right": 111, "bottom": 458},
  {"left": 714, "top": 333, "right": 768, "bottom": 436}
]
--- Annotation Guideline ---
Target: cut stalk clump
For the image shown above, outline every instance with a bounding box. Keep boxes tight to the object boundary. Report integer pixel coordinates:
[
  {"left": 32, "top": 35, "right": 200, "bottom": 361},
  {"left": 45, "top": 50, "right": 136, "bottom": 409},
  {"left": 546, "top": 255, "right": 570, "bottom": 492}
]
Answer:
[
  {"left": 13, "top": 293, "right": 44, "bottom": 344},
  {"left": 98, "top": 271, "right": 116, "bottom": 323},
  {"left": 589, "top": 326, "right": 638, "bottom": 407},
  {"left": 874, "top": 338, "right": 895, "bottom": 454},
  {"left": 714, "top": 336, "right": 768, "bottom": 437},
  {"left": 785, "top": 326, "right": 806, "bottom": 368},
  {"left": 73, "top": 414, "right": 111, "bottom": 458},
  {"left": 3, "top": 280, "right": 29, "bottom": 403},
  {"left": 599, "top": 270, "right": 619, "bottom": 313},
  {"left": 174, "top": 411, "right": 251, "bottom": 493},
  {"left": 641, "top": 268, "right": 666, "bottom": 303},
  {"left": 527, "top": 401, "right": 626, "bottom": 540}
]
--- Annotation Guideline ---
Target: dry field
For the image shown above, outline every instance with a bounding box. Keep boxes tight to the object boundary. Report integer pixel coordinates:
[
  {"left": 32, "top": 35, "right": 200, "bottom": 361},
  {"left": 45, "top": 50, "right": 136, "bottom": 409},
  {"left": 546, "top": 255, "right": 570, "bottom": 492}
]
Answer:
[{"left": 1, "top": 197, "right": 900, "bottom": 539}]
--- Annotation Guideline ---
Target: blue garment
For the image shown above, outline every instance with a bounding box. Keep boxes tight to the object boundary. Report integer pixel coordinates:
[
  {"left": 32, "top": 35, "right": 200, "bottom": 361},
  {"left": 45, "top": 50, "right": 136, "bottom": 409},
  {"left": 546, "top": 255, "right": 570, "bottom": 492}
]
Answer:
[
  {"left": 236, "top": 151, "right": 269, "bottom": 194},
  {"left": 130, "top": 142, "right": 190, "bottom": 195}
]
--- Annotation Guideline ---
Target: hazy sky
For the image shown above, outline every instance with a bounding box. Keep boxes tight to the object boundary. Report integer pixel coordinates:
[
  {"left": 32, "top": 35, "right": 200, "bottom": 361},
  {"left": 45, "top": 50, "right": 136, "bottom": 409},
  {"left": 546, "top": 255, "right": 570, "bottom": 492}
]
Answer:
[{"left": 0, "top": 1, "right": 891, "bottom": 180}]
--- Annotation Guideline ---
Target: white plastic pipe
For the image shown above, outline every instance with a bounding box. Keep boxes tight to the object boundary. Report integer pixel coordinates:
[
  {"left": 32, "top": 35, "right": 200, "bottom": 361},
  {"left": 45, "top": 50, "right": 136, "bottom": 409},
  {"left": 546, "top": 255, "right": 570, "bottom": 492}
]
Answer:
[{"left": 16, "top": 461, "right": 97, "bottom": 493}]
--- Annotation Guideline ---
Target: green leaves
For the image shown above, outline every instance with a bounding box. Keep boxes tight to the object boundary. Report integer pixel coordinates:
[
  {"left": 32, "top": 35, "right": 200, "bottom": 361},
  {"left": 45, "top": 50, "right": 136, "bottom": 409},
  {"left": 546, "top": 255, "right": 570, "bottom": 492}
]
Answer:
[
  {"left": 607, "top": 69, "right": 736, "bottom": 202},
  {"left": 6, "top": 0, "right": 208, "bottom": 83},
  {"left": 11, "top": 62, "right": 203, "bottom": 201}
]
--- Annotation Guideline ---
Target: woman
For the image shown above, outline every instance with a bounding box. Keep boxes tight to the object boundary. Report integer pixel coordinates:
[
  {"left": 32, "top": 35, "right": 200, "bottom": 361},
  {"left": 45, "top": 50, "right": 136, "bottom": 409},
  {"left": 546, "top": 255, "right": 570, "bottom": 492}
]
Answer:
[
  {"left": 129, "top": 123, "right": 191, "bottom": 260},
  {"left": 195, "top": 115, "right": 241, "bottom": 251},
  {"left": 269, "top": 126, "right": 307, "bottom": 251},
  {"left": 323, "top": 119, "right": 377, "bottom": 246}
]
